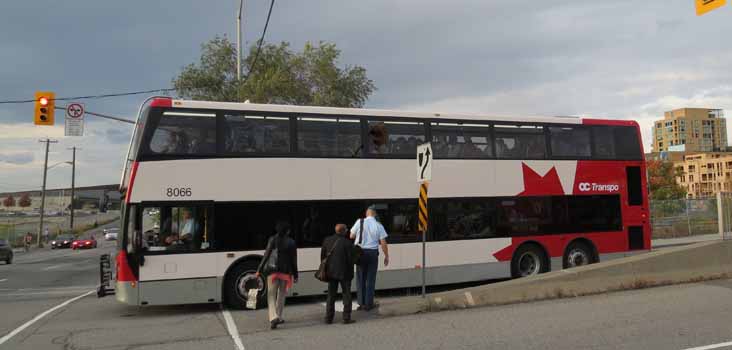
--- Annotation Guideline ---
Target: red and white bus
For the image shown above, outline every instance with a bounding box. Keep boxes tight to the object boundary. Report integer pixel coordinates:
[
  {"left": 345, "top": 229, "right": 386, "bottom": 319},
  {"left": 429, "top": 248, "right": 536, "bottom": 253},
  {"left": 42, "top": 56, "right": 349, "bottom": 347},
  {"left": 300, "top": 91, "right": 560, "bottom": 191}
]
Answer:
[{"left": 112, "top": 97, "right": 649, "bottom": 308}]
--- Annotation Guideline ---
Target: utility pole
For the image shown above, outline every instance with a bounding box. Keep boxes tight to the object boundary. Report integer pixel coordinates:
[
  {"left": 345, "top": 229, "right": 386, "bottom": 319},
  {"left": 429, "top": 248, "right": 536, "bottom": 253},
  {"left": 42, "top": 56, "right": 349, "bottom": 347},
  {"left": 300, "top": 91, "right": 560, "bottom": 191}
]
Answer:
[
  {"left": 68, "top": 147, "right": 79, "bottom": 231},
  {"left": 237, "top": 0, "right": 244, "bottom": 80},
  {"left": 38, "top": 138, "right": 58, "bottom": 247}
]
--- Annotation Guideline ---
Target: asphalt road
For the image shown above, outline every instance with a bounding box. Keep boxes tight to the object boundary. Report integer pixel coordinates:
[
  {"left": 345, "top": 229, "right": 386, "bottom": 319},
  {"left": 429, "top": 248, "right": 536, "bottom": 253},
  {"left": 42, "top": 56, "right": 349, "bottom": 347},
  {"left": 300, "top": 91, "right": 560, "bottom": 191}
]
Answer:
[
  {"left": 0, "top": 220, "right": 118, "bottom": 347},
  {"left": 3, "top": 229, "right": 732, "bottom": 350}
]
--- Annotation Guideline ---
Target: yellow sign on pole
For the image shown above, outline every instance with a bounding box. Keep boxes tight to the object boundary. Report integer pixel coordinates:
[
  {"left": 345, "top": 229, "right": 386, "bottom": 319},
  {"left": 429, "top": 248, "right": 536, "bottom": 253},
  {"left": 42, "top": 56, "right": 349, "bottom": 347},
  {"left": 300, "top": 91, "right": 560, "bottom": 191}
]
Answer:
[
  {"left": 418, "top": 183, "right": 429, "bottom": 233},
  {"left": 696, "top": 0, "right": 726, "bottom": 16}
]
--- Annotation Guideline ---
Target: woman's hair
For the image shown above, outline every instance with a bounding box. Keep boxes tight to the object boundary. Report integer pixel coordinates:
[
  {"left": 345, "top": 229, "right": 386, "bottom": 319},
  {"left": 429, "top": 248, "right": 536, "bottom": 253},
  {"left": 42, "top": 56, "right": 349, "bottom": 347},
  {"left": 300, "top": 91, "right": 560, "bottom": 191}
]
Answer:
[{"left": 275, "top": 220, "right": 290, "bottom": 236}]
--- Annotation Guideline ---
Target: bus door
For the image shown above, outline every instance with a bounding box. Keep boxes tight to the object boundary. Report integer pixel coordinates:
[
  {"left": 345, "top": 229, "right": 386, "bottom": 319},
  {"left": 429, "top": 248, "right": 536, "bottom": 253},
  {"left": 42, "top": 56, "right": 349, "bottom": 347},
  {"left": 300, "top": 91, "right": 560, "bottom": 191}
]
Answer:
[
  {"left": 136, "top": 202, "right": 218, "bottom": 305},
  {"left": 624, "top": 166, "right": 647, "bottom": 250}
]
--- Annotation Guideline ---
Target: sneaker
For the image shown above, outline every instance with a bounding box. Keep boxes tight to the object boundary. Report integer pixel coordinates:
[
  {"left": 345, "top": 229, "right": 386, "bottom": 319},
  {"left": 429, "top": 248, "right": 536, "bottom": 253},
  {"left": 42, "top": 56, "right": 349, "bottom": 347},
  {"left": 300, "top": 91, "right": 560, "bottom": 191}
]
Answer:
[
  {"left": 270, "top": 320, "right": 278, "bottom": 330},
  {"left": 342, "top": 319, "right": 356, "bottom": 325},
  {"left": 324, "top": 319, "right": 333, "bottom": 324},
  {"left": 276, "top": 319, "right": 285, "bottom": 325}
]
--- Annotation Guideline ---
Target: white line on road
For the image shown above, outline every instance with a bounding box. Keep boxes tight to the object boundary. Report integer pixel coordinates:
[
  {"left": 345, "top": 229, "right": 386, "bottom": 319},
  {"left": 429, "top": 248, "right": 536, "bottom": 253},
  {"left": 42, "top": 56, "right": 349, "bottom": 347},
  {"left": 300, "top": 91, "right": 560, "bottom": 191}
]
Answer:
[
  {"left": 0, "top": 279, "right": 7, "bottom": 282},
  {"left": 221, "top": 309, "right": 245, "bottom": 350},
  {"left": 0, "top": 289, "right": 94, "bottom": 346},
  {"left": 41, "top": 264, "right": 66, "bottom": 271},
  {"left": 683, "top": 341, "right": 732, "bottom": 350}
]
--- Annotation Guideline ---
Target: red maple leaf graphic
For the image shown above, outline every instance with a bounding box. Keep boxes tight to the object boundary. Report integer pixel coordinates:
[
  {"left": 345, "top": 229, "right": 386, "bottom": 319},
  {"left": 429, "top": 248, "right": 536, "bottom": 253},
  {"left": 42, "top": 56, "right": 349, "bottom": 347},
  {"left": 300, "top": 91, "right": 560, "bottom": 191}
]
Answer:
[{"left": 518, "top": 163, "right": 564, "bottom": 196}]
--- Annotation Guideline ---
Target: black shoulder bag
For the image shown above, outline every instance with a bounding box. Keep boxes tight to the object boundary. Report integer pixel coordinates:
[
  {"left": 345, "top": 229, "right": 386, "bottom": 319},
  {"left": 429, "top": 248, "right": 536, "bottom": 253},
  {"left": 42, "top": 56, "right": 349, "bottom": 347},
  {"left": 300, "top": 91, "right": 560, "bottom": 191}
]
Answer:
[
  {"left": 263, "top": 238, "right": 279, "bottom": 274},
  {"left": 352, "top": 218, "right": 365, "bottom": 266},
  {"left": 315, "top": 239, "right": 339, "bottom": 282}
]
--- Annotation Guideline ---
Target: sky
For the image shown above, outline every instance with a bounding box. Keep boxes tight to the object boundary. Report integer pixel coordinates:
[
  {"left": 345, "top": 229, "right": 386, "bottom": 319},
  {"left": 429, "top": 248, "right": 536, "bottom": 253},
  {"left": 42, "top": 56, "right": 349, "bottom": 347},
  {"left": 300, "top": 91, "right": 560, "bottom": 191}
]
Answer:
[{"left": 1, "top": 0, "right": 731, "bottom": 192}]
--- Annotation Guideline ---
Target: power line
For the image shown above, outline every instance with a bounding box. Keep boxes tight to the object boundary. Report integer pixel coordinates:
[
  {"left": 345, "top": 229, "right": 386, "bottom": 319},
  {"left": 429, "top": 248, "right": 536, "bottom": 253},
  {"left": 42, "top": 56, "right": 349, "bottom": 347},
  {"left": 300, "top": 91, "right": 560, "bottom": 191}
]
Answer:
[
  {"left": 242, "top": 0, "right": 275, "bottom": 84},
  {"left": 0, "top": 88, "right": 174, "bottom": 105}
]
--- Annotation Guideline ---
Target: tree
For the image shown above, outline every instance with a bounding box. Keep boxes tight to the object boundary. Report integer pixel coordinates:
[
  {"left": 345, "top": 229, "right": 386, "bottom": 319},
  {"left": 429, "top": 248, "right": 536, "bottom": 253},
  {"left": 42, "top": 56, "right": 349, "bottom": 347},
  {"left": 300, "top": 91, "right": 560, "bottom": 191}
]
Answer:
[
  {"left": 173, "top": 37, "right": 375, "bottom": 107},
  {"left": 647, "top": 160, "right": 687, "bottom": 200},
  {"left": 18, "top": 193, "right": 32, "bottom": 207},
  {"left": 2, "top": 195, "right": 15, "bottom": 208}
]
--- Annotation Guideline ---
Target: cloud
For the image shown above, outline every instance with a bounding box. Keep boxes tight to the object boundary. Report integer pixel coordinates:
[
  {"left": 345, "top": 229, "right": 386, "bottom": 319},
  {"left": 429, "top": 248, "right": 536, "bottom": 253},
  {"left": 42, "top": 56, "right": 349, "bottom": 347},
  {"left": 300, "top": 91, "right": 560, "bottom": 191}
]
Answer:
[
  {"left": 0, "top": 151, "right": 34, "bottom": 165},
  {"left": 1, "top": 0, "right": 732, "bottom": 190}
]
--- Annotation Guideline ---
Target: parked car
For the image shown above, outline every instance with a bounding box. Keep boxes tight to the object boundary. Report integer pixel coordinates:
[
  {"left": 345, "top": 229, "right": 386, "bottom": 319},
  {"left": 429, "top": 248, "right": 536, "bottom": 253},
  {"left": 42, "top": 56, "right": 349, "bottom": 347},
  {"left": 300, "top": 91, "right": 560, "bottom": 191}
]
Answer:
[
  {"left": 51, "top": 234, "right": 75, "bottom": 249},
  {"left": 72, "top": 238, "right": 97, "bottom": 250},
  {"left": 0, "top": 239, "right": 12, "bottom": 264},
  {"left": 103, "top": 228, "right": 119, "bottom": 241}
]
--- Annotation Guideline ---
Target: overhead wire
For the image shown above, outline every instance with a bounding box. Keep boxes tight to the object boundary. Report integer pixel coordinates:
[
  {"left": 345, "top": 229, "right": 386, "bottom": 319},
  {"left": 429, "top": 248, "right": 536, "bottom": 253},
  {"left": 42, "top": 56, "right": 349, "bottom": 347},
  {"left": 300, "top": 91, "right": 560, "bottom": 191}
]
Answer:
[
  {"left": 0, "top": 88, "right": 174, "bottom": 105},
  {"left": 242, "top": 0, "right": 276, "bottom": 84}
]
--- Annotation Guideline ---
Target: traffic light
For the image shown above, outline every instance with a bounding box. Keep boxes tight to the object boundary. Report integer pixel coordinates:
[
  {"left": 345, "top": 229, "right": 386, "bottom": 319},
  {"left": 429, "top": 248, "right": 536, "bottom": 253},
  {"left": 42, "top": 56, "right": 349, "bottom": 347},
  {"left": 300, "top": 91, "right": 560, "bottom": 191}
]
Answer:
[{"left": 34, "top": 91, "right": 55, "bottom": 125}]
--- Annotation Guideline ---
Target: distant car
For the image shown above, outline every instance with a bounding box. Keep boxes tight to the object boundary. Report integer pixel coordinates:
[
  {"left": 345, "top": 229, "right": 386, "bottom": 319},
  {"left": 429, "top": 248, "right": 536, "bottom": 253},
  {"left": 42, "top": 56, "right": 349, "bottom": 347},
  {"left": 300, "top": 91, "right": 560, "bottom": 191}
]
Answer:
[
  {"left": 51, "top": 234, "right": 75, "bottom": 249},
  {"left": 103, "top": 228, "right": 119, "bottom": 241},
  {"left": 72, "top": 238, "right": 97, "bottom": 250},
  {"left": 0, "top": 239, "right": 12, "bottom": 264}
]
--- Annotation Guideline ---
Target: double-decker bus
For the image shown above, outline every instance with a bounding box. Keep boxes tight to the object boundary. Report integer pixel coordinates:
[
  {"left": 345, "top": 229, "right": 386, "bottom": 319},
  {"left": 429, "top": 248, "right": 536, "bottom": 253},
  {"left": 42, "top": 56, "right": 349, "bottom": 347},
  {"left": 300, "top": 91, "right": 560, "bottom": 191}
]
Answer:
[{"left": 113, "top": 97, "right": 649, "bottom": 308}]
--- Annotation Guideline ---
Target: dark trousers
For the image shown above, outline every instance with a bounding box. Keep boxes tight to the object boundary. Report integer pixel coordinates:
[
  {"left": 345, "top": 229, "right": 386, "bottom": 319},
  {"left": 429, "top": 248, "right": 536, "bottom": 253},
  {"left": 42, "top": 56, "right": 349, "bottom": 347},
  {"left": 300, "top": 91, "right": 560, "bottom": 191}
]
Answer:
[
  {"left": 325, "top": 279, "right": 352, "bottom": 321},
  {"left": 356, "top": 249, "right": 379, "bottom": 308}
]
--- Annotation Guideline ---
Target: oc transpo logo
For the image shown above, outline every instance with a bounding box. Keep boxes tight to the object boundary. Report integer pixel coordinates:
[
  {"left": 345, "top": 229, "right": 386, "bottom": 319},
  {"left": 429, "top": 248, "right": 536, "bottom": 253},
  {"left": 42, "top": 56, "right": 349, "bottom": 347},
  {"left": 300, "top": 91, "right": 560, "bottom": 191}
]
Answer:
[{"left": 578, "top": 182, "right": 619, "bottom": 192}]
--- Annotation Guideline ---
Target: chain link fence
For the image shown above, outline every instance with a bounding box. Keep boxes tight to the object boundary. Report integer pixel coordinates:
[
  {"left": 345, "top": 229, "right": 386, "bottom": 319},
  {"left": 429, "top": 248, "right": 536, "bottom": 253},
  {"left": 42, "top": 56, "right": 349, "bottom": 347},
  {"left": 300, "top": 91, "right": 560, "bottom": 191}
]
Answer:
[{"left": 650, "top": 198, "right": 719, "bottom": 239}]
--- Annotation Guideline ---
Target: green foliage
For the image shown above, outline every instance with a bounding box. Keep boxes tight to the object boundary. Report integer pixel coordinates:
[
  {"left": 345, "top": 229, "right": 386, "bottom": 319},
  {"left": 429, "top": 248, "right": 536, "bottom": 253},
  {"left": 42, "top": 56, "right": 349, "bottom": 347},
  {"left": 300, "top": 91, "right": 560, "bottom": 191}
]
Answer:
[
  {"left": 647, "top": 160, "right": 687, "bottom": 200},
  {"left": 173, "top": 37, "right": 375, "bottom": 107}
]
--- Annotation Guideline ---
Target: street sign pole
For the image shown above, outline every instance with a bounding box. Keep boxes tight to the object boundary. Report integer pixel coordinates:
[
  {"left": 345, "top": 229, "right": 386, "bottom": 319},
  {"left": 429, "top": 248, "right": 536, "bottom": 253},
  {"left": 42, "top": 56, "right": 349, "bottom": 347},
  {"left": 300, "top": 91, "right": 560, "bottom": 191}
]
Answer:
[
  {"left": 419, "top": 182, "right": 429, "bottom": 298},
  {"left": 417, "top": 142, "right": 432, "bottom": 298}
]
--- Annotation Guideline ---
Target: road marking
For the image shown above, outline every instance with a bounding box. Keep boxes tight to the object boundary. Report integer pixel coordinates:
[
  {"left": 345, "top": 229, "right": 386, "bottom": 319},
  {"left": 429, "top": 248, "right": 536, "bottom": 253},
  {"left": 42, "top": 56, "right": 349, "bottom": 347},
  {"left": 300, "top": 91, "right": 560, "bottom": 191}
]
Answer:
[
  {"left": 0, "top": 289, "right": 94, "bottom": 346},
  {"left": 0, "top": 279, "right": 7, "bottom": 282},
  {"left": 221, "top": 309, "right": 245, "bottom": 350},
  {"left": 42, "top": 264, "right": 66, "bottom": 271},
  {"left": 683, "top": 341, "right": 732, "bottom": 350}
]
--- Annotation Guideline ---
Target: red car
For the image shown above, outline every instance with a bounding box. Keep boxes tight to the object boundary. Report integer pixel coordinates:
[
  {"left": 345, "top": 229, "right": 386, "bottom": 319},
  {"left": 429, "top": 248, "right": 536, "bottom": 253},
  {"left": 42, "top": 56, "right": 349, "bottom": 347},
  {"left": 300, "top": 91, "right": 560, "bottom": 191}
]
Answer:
[{"left": 71, "top": 238, "right": 97, "bottom": 250}]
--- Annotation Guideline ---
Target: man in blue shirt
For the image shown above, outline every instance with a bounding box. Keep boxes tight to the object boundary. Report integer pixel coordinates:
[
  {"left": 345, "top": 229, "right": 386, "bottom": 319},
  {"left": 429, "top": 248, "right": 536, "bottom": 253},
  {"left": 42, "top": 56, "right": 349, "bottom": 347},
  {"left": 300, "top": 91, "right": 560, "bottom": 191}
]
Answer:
[{"left": 350, "top": 206, "right": 389, "bottom": 311}]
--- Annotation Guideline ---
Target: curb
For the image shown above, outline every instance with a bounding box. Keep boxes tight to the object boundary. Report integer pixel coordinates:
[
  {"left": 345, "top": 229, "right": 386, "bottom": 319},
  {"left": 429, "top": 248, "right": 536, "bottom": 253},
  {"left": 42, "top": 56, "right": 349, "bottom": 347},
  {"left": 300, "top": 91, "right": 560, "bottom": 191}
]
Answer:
[{"left": 379, "top": 240, "right": 731, "bottom": 317}]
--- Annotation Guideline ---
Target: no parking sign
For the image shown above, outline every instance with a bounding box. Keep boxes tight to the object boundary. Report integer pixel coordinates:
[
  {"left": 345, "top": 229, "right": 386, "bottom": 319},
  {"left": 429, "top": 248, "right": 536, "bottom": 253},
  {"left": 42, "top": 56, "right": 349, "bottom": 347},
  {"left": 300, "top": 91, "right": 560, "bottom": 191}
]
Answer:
[{"left": 65, "top": 103, "right": 84, "bottom": 136}]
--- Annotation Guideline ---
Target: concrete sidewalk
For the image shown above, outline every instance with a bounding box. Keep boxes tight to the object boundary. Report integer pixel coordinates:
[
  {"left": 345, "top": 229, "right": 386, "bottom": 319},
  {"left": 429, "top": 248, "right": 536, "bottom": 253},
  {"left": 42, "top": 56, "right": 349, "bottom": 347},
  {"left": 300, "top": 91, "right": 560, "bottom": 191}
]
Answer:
[
  {"left": 651, "top": 233, "right": 721, "bottom": 249},
  {"left": 378, "top": 240, "right": 732, "bottom": 317}
]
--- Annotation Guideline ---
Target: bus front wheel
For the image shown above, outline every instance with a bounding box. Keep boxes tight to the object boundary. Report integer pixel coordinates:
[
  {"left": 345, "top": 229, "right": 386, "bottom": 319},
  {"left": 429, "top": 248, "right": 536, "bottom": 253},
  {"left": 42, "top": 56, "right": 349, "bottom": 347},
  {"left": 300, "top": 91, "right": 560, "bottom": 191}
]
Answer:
[
  {"left": 511, "top": 244, "right": 549, "bottom": 278},
  {"left": 224, "top": 261, "right": 267, "bottom": 310}
]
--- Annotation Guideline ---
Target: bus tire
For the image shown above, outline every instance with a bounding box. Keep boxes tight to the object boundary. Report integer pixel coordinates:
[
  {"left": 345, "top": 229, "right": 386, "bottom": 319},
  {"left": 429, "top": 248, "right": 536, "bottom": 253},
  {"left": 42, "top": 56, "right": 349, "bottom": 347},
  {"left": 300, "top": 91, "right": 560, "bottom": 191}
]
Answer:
[
  {"left": 563, "top": 241, "right": 597, "bottom": 269},
  {"left": 511, "top": 243, "right": 549, "bottom": 278},
  {"left": 223, "top": 261, "right": 267, "bottom": 310}
]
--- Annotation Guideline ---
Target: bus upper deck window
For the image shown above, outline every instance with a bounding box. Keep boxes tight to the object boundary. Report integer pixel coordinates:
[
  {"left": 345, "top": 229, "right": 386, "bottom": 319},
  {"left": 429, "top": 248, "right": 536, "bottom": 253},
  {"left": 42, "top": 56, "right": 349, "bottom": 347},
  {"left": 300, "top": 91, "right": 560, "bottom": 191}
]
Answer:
[{"left": 149, "top": 111, "right": 216, "bottom": 155}]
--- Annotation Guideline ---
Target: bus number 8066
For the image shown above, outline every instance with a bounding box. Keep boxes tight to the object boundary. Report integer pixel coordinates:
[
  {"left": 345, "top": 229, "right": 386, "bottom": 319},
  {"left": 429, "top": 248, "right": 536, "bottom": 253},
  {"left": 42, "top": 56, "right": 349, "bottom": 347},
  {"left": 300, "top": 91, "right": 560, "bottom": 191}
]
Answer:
[{"left": 166, "top": 187, "right": 192, "bottom": 197}]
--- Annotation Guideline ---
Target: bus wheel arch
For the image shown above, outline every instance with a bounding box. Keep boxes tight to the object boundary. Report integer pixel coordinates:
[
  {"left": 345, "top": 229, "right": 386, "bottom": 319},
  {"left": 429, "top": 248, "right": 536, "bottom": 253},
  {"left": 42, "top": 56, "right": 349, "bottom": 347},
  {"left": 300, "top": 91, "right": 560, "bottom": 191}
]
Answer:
[
  {"left": 562, "top": 239, "right": 598, "bottom": 269},
  {"left": 222, "top": 255, "right": 266, "bottom": 309},
  {"left": 510, "top": 241, "right": 550, "bottom": 278}
]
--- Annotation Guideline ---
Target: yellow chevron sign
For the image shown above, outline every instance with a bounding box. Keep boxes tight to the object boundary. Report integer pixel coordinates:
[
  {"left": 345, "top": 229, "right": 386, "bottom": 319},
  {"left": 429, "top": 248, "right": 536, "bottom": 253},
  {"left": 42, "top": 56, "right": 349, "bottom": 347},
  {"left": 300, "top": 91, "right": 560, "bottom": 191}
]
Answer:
[
  {"left": 697, "top": 0, "right": 726, "bottom": 16},
  {"left": 418, "top": 183, "right": 428, "bottom": 233}
]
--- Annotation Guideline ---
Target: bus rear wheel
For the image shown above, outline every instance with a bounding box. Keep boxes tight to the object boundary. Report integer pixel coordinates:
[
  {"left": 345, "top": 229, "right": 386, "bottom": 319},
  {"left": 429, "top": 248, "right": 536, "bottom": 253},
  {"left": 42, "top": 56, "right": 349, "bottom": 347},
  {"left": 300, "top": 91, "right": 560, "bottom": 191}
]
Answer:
[
  {"left": 224, "top": 261, "right": 267, "bottom": 310},
  {"left": 563, "top": 241, "right": 596, "bottom": 269},
  {"left": 511, "top": 244, "right": 549, "bottom": 278}
]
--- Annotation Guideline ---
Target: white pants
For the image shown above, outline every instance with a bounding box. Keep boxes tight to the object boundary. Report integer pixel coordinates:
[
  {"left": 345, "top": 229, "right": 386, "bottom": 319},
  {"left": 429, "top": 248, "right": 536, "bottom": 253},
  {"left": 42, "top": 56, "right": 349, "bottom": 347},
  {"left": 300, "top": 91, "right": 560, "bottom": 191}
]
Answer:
[{"left": 267, "top": 276, "right": 287, "bottom": 322}]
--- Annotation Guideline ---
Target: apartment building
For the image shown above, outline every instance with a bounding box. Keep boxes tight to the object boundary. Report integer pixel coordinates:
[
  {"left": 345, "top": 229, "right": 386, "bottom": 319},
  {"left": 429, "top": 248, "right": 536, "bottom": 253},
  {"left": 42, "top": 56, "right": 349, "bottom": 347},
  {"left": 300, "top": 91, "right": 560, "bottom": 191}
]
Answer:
[
  {"left": 653, "top": 108, "right": 726, "bottom": 152},
  {"left": 675, "top": 153, "right": 732, "bottom": 198}
]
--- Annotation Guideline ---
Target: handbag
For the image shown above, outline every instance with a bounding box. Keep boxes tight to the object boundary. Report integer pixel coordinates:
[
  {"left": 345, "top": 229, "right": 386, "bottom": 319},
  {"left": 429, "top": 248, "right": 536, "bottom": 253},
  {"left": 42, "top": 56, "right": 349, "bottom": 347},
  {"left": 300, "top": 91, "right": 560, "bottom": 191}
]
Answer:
[
  {"left": 315, "top": 239, "right": 340, "bottom": 282},
  {"left": 263, "top": 238, "right": 279, "bottom": 274},
  {"left": 352, "top": 218, "right": 365, "bottom": 265}
]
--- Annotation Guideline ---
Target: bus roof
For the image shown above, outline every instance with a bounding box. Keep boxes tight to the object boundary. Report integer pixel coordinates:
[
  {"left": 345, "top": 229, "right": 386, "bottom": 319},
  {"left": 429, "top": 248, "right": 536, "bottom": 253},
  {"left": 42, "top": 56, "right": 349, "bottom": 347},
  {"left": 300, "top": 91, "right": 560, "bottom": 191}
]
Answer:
[{"left": 169, "top": 99, "right": 585, "bottom": 125}]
